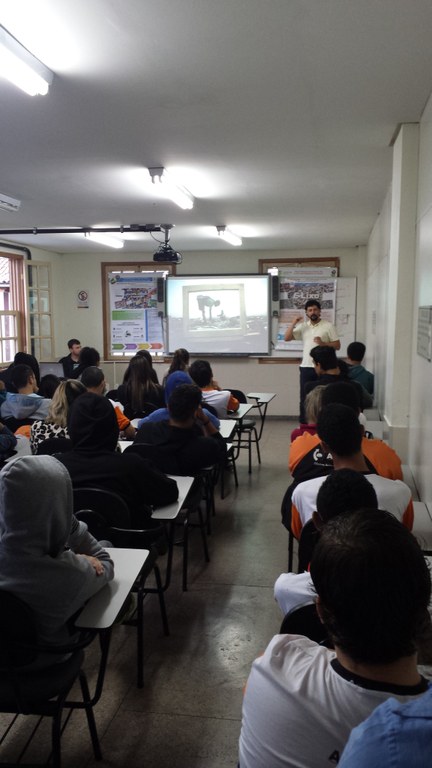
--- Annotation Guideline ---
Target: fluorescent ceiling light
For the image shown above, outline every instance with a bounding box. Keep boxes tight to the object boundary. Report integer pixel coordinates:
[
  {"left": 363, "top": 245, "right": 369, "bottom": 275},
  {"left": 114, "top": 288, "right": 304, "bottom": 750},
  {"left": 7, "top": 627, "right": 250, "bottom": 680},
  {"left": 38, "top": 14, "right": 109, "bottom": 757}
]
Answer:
[
  {"left": 148, "top": 167, "right": 194, "bottom": 210},
  {"left": 0, "top": 25, "right": 53, "bottom": 96},
  {"left": 216, "top": 225, "right": 242, "bottom": 247},
  {"left": 86, "top": 232, "right": 124, "bottom": 249},
  {"left": 0, "top": 193, "right": 21, "bottom": 213}
]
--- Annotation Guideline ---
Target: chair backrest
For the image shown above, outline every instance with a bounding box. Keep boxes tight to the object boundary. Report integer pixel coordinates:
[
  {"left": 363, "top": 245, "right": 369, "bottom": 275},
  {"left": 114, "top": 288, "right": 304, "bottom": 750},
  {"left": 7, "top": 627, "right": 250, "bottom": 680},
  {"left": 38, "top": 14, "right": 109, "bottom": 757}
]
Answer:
[
  {"left": 202, "top": 402, "right": 218, "bottom": 418},
  {"left": 227, "top": 389, "right": 247, "bottom": 403},
  {"left": 73, "top": 487, "right": 132, "bottom": 529},
  {"left": 36, "top": 437, "right": 73, "bottom": 455},
  {"left": 279, "top": 603, "right": 330, "bottom": 646},
  {"left": 297, "top": 520, "right": 320, "bottom": 572}
]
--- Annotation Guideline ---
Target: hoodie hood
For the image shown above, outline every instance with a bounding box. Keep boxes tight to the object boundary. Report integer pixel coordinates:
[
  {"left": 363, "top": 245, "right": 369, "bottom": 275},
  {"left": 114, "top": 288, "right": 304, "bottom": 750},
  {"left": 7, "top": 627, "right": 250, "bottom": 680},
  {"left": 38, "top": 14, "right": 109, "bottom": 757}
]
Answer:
[
  {"left": 0, "top": 455, "right": 71, "bottom": 557},
  {"left": 164, "top": 371, "right": 192, "bottom": 404},
  {"left": 68, "top": 392, "right": 119, "bottom": 452}
]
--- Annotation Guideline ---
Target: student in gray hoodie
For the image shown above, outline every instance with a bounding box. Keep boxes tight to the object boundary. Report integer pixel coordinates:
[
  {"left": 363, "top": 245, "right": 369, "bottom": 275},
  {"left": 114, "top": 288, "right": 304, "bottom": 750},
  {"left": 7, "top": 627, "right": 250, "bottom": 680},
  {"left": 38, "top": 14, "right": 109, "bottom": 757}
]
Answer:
[{"left": 0, "top": 455, "right": 114, "bottom": 658}]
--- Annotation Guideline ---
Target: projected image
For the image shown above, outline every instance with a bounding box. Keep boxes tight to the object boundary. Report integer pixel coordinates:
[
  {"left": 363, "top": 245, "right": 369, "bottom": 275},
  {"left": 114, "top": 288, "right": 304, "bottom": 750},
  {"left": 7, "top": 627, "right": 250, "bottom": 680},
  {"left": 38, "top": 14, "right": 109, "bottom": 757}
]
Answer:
[
  {"left": 188, "top": 286, "right": 244, "bottom": 333},
  {"left": 167, "top": 276, "right": 270, "bottom": 355}
]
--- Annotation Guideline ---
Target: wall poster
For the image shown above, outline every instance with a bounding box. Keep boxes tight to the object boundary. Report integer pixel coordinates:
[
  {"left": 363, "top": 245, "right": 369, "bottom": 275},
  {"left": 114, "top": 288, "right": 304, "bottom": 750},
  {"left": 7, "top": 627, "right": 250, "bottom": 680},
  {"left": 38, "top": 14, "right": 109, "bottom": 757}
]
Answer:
[
  {"left": 276, "top": 267, "right": 338, "bottom": 351},
  {"left": 107, "top": 272, "right": 163, "bottom": 356}
]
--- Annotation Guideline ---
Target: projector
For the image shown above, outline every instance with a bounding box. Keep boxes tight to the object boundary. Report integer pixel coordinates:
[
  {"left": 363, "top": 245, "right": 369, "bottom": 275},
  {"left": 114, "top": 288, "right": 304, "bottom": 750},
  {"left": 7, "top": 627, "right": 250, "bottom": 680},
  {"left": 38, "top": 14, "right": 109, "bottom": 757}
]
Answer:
[{"left": 153, "top": 244, "right": 183, "bottom": 264}]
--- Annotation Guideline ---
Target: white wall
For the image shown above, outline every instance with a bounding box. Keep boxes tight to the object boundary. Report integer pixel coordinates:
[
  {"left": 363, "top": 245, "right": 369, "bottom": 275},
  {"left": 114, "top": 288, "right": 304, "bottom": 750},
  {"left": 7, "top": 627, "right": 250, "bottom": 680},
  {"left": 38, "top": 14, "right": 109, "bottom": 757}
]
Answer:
[{"left": 408, "top": 95, "right": 432, "bottom": 502}]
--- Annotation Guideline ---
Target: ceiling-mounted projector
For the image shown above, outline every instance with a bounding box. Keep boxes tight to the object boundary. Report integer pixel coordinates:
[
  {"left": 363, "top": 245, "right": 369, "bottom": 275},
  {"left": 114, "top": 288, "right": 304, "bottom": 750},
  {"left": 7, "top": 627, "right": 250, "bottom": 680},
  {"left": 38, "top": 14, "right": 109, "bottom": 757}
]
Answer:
[
  {"left": 153, "top": 243, "right": 183, "bottom": 263},
  {"left": 152, "top": 224, "right": 183, "bottom": 263}
]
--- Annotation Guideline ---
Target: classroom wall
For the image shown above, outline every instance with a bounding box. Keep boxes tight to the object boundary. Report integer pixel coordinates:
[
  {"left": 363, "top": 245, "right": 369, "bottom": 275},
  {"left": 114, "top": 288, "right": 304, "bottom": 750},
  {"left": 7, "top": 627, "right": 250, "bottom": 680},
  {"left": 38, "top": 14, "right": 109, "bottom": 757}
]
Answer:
[
  {"left": 407, "top": 95, "right": 432, "bottom": 503},
  {"left": 52, "top": 246, "right": 366, "bottom": 417}
]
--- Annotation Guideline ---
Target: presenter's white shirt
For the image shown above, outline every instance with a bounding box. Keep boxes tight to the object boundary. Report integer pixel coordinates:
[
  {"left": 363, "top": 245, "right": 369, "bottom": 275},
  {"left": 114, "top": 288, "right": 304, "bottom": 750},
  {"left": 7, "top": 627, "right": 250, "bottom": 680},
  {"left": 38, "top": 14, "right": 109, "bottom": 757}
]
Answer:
[{"left": 292, "top": 319, "right": 339, "bottom": 367}]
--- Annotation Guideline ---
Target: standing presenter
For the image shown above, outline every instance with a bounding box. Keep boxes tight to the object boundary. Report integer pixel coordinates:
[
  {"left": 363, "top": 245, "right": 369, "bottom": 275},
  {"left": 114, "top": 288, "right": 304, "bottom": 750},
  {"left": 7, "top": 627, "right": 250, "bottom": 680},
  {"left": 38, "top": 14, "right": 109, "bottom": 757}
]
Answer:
[{"left": 284, "top": 299, "right": 340, "bottom": 423}]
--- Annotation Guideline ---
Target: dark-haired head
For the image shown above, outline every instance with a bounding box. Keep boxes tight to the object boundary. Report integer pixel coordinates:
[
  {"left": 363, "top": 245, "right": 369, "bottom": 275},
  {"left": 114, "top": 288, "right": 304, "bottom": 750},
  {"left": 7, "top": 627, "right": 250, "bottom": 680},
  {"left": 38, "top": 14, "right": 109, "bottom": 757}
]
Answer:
[
  {"left": 321, "top": 381, "right": 361, "bottom": 412},
  {"left": 310, "top": 508, "right": 431, "bottom": 664},
  {"left": 167, "top": 348, "right": 190, "bottom": 376},
  {"left": 347, "top": 341, "right": 366, "bottom": 362},
  {"left": 11, "top": 364, "right": 34, "bottom": 391},
  {"left": 189, "top": 359, "right": 212, "bottom": 388},
  {"left": 81, "top": 366, "right": 104, "bottom": 390},
  {"left": 315, "top": 469, "right": 378, "bottom": 526},
  {"left": 310, "top": 346, "right": 339, "bottom": 371},
  {"left": 38, "top": 374, "right": 61, "bottom": 399},
  {"left": 317, "top": 403, "right": 362, "bottom": 457},
  {"left": 305, "top": 299, "right": 321, "bottom": 311},
  {"left": 78, "top": 347, "right": 100, "bottom": 368},
  {"left": 168, "top": 383, "right": 202, "bottom": 422}
]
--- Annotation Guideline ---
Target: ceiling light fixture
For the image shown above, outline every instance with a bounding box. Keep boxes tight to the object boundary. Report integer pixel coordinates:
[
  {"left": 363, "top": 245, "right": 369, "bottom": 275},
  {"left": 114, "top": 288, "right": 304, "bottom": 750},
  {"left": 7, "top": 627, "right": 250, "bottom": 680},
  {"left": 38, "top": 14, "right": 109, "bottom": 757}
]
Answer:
[
  {"left": 0, "top": 25, "right": 54, "bottom": 96},
  {"left": 85, "top": 232, "right": 124, "bottom": 249},
  {"left": 216, "top": 225, "right": 242, "bottom": 246},
  {"left": 0, "top": 192, "right": 21, "bottom": 213},
  {"left": 148, "top": 167, "right": 194, "bottom": 210}
]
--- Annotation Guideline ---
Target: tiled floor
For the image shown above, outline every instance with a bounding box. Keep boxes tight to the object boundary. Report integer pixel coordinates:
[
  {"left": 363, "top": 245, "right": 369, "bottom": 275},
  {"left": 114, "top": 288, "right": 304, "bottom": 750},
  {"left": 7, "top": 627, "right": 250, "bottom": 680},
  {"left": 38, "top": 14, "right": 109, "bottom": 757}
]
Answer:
[{"left": 0, "top": 419, "right": 295, "bottom": 767}]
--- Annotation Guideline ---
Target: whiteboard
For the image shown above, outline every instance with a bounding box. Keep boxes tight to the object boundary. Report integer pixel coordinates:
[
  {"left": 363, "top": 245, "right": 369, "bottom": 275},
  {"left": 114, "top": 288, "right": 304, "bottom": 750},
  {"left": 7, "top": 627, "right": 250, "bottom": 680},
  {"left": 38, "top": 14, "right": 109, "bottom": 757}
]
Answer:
[{"left": 335, "top": 277, "right": 356, "bottom": 356}]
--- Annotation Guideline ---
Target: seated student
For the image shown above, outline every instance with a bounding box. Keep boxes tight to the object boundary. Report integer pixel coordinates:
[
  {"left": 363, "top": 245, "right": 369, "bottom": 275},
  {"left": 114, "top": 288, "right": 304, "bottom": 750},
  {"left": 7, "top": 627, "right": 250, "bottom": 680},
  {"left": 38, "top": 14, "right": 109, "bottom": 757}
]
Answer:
[
  {"left": 283, "top": 381, "right": 404, "bottom": 532},
  {"left": 189, "top": 359, "right": 239, "bottom": 418},
  {"left": 59, "top": 338, "right": 81, "bottom": 378},
  {"left": 274, "top": 469, "right": 378, "bottom": 616},
  {"left": 162, "top": 347, "right": 190, "bottom": 387},
  {"left": 290, "top": 385, "right": 326, "bottom": 442},
  {"left": 57, "top": 392, "right": 178, "bottom": 525},
  {"left": 290, "top": 403, "right": 413, "bottom": 538},
  {"left": 0, "top": 364, "right": 51, "bottom": 426},
  {"left": 0, "top": 455, "right": 114, "bottom": 656},
  {"left": 137, "top": 371, "right": 220, "bottom": 429},
  {"left": 131, "top": 383, "right": 227, "bottom": 476},
  {"left": 117, "top": 355, "right": 165, "bottom": 419},
  {"left": 70, "top": 346, "right": 101, "bottom": 380},
  {"left": 38, "top": 373, "right": 61, "bottom": 399},
  {"left": 306, "top": 346, "right": 372, "bottom": 408},
  {"left": 289, "top": 381, "right": 403, "bottom": 482},
  {"left": 80, "top": 366, "right": 136, "bottom": 440},
  {"left": 346, "top": 341, "right": 374, "bottom": 395},
  {"left": 30, "top": 379, "right": 86, "bottom": 454},
  {"left": 135, "top": 349, "right": 160, "bottom": 384},
  {"left": 0, "top": 352, "right": 41, "bottom": 392},
  {"left": 239, "top": 508, "right": 431, "bottom": 768},
  {"left": 339, "top": 685, "right": 432, "bottom": 767}
]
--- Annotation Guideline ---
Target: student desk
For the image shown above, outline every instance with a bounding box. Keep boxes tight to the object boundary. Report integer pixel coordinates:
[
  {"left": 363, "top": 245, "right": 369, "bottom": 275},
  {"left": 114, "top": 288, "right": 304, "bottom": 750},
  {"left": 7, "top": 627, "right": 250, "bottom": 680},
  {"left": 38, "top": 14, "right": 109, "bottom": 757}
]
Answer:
[
  {"left": 246, "top": 392, "right": 276, "bottom": 440},
  {"left": 151, "top": 475, "right": 195, "bottom": 590},
  {"left": 75, "top": 547, "right": 149, "bottom": 697}
]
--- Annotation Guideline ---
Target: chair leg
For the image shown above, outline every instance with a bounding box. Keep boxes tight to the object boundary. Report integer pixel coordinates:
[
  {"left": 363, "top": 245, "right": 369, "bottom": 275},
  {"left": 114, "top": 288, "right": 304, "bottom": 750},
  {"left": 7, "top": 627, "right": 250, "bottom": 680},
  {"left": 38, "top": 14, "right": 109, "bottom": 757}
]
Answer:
[
  {"left": 197, "top": 505, "right": 210, "bottom": 563},
  {"left": 153, "top": 563, "right": 169, "bottom": 636},
  {"left": 51, "top": 708, "right": 63, "bottom": 768},
  {"left": 79, "top": 671, "right": 102, "bottom": 760},
  {"left": 136, "top": 586, "right": 145, "bottom": 688},
  {"left": 254, "top": 428, "right": 261, "bottom": 464},
  {"left": 183, "top": 513, "right": 190, "bottom": 591}
]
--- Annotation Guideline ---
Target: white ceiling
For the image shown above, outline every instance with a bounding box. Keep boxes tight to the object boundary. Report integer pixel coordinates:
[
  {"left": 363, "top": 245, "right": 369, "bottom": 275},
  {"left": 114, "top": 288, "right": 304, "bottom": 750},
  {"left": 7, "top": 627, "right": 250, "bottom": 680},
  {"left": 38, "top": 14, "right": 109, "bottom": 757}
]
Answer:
[{"left": 1, "top": 0, "right": 432, "bottom": 255}]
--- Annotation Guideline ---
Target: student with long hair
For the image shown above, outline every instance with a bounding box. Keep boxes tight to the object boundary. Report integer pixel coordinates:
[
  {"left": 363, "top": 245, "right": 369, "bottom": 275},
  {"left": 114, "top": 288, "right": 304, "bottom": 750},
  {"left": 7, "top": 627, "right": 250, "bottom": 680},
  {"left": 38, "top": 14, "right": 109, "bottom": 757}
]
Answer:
[
  {"left": 30, "top": 379, "right": 86, "bottom": 453},
  {"left": 117, "top": 355, "right": 164, "bottom": 419},
  {"left": 162, "top": 348, "right": 190, "bottom": 386}
]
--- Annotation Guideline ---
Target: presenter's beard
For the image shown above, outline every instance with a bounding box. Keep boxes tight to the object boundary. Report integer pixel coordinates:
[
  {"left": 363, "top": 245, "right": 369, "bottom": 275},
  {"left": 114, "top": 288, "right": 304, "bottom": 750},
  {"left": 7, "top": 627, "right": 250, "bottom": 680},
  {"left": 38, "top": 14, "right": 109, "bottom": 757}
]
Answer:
[{"left": 310, "top": 313, "right": 319, "bottom": 321}]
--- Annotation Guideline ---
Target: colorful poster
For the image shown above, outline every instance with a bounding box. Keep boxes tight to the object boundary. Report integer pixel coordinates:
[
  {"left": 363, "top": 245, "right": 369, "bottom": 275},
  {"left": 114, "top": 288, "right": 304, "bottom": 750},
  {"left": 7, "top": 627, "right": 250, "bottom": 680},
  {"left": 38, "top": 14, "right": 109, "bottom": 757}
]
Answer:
[{"left": 108, "top": 273, "right": 164, "bottom": 354}]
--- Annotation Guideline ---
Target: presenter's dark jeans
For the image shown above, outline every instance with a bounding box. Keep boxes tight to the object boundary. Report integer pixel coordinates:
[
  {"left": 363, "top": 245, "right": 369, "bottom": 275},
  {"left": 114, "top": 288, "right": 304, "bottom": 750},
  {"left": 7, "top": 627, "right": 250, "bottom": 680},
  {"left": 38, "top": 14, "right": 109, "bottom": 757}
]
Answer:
[{"left": 299, "top": 366, "right": 318, "bottom": 423}]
